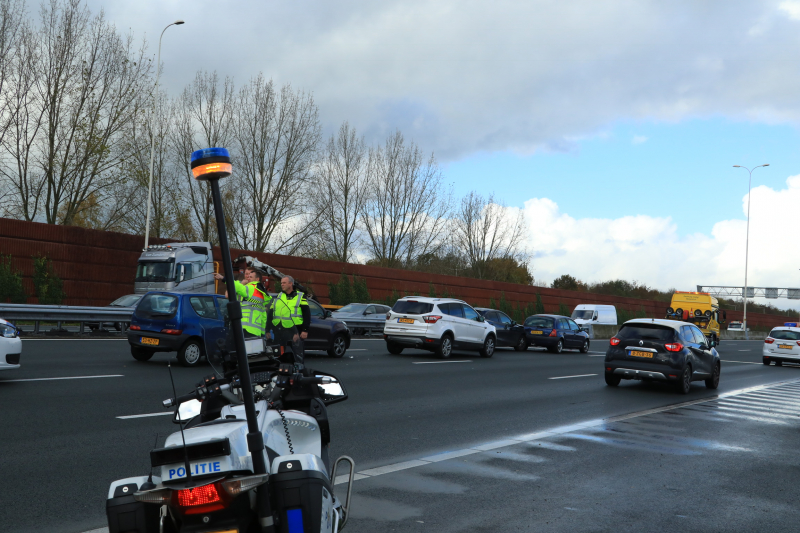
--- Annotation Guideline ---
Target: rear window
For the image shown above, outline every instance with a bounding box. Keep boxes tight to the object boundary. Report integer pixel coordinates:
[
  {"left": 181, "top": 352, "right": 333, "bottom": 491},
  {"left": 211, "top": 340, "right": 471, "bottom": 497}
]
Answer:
[
  {"left": 392, "top": 300, "right": 434, "bottom": 315},
  {"left": 617, "top": 324, "right": 676, "bottom": 342},
  {"left": 770, "top": 329, "right": 800, "bottom": 341},
  {"left": 524, "top": 316, "right": 555, "bottom": 328},
  {"left": 136, "top": 293, "right": 178, "bottom": 319}
]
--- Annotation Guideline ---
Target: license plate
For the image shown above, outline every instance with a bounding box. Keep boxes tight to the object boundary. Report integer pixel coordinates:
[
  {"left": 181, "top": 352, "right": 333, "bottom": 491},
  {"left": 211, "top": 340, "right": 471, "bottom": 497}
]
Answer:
[
  {"left": 141, "top": 337, "right": 159, "bottom": 346},
  {"left": 398, "top": 318, "right": 414, "bottom": 324},
  {"left": 531, "top": 330, "right": 543, "bottom": 335},
  {"left": 779, "top": 344, "right": 793, "bottom": 350},
  {"left": 628, "top": 350, "right": 653, "bottom": 358}
]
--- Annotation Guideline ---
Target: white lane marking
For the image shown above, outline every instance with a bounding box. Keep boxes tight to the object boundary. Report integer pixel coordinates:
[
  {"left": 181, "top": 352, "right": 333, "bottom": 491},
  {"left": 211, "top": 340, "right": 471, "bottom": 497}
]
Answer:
[
  {"left": 548, "top": 374, "right": 598, "bottom": 380},
  {"left": 22, "top": 338, "right": 127, "bottom": 341},
  {"left": 117, "top": 412, "right": 174, "bottom": 420},
  {"left": 81, "top": 528, "right": 108, "bottom": 533},
  {"left": 3, "top": 374, "right": 123, "bottom": 382},
  {"left": 721, "top": 360, "right": 762, "bottom": 365},
  {"left": 587, "top": 354, "right": 606, "bottom": 357},
  {"left": 327, "top": 377, "right": 800, "bottom": 486},
  {"left": 412, "top": 360, "right": 471, "bottom": 365},
  {"left": 347, "top": 349, "right": 367, "bottom": 351},
  {"left": 587, "top": 351, "right": 606, "bottom": 355},
  {"left": 739, "top": 350, "right": 751, "bottom": 352}
]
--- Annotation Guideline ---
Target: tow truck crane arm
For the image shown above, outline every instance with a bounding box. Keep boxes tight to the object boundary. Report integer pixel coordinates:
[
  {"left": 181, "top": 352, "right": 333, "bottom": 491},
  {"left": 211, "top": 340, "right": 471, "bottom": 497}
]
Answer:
[{"left": 233, "top": 255, "right": 308, "bottom": 293}]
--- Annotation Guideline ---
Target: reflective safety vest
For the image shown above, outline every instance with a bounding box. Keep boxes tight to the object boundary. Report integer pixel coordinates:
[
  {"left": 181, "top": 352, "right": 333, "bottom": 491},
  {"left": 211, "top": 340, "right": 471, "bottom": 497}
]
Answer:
[
  {"left": 234, "top": 280, "right": 270, "bottom": 336},
  {"left": 271, "top": 291, "right": 307, "bottom": 329}
]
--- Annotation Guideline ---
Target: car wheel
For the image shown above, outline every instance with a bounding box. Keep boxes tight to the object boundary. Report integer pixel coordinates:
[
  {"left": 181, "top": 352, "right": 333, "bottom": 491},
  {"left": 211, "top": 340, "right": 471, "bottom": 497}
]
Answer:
[
  {"left": 114, "top": 322, "right": 122, "bottom": 332},
  {"left": 178, "top": 339, "right": 204, "bottom": 367},
  {"left": 580, "top": 340, "right": 590, "bottom": 353},
  {"left": 604, "top": 372, "right": 621, "bottom": 387},
  {"left": 705, "top": 362, "right": 720, "bottom": 389},
  {"left": 763, "top": 358, "right": 771, "bottom": 366},
  {"left": 131, "top": 346, "right": 154, "bottom": 362},
  {"left": 776, "top": 360, "right": 783, "bottom": 367},
  {"left": 387, "top": 342, "right": 403, "bottom": 355},
  {"left": 548, "top": 340, "right": 563, "bottom": 354},
  {"left": 676, "top": 365, "right": 692, "bottom": 395},
  {"left": 480, "top": 335, "right": 495, "bottom": 358},
  {"left": 327, "top": 334, "right": 347, "bottom": 358},
  {"left": 513, "top": 335, "right": 529, "bottom": 352},
  {"left": 436, "top": 334, "right": 453, "bottom": 359}
]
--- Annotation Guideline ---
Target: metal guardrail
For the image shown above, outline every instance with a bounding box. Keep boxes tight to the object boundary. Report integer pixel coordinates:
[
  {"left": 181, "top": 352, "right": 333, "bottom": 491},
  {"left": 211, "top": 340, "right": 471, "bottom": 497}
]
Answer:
[
  {"left": 337, "top": 317, "right": 387, "bottom": 335},
  {"left": 0, "top": 303, "right": 134, "bottom": 334}
]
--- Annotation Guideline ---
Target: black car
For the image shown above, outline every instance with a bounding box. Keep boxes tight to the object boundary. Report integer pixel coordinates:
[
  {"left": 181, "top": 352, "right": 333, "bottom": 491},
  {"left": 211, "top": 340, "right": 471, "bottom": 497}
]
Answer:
[
  {"left": 475, "top": 308, "right": 528, "bottom": 351},
  {"left": 604, "top": 318, "right": 720, "bottom": 394},
  {"left": 524, "top": 314, "right": 590, "bottom": 353}
]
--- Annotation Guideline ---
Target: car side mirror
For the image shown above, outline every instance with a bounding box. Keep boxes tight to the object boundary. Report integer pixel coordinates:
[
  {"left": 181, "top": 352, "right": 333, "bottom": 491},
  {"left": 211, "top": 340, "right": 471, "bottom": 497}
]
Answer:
[
  {"left": 325, "top": 310, "right": 332, "bottom": 318},
  {"left": 477, "top": 315, "right": 485, "bottom": 322},
  {"left": 511, "top": 320, "right": 517, "bottom": 326}
]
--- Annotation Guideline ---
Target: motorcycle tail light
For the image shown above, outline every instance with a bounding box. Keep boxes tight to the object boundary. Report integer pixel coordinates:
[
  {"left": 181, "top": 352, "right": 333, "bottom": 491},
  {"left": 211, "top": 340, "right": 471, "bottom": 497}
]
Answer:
[
  {"left": 423, "top": 315, "right": 442, "bottom": 324},
  {"left": 221, "top": 474, "right": 269, "bottom": 496},
  {"left": 609, "top": 337, "right": 620, "bottom": 346},
  {"left": 664, "top": 343, "right": 683, "bottom": 352},
  {"left": 161, "top": 329, "right": 183, "bottom": 335},
  {"left": 765, "top": 338, "right": 775, "bottom": 344},
  {"left": 176, "top": 482, "right": 227, "bottom": 515},
  {"left": 129, "top": 325, "right": 141, "bottom": 331}
]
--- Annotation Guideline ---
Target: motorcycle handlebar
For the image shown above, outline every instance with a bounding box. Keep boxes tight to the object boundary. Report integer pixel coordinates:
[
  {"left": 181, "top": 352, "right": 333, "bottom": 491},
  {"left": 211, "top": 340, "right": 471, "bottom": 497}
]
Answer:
[{"left": 163, "top": 383, "right": 231, "bottom": 408}]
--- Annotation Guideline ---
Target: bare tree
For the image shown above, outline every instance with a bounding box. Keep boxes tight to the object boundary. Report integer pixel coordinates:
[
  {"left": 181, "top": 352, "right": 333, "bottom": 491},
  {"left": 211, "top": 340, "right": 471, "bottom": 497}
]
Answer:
[
  {"left": 360, "top": 131, "right": 451, "bottom": 267},
  {"left": 228, "top": 76, "right": 321, "bottom": 253},
  {"left": 307, "top": 121, "right": 368, "bottom": 262},
  {"left": 452, "top": 191, "right": 528, "bottom": 279},
  {"left": 171, "top": 70, "right": 235, "bottom": 243}
]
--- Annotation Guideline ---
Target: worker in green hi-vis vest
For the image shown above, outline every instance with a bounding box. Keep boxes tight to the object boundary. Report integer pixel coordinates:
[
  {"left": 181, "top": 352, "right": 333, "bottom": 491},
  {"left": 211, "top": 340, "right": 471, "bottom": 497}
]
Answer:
[{"left": 266, "top": 275, "right": 310, "bottom": 369}]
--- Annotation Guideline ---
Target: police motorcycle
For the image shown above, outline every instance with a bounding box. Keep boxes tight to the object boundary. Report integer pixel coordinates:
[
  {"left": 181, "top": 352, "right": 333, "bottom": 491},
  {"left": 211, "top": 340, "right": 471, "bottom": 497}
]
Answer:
[{"left": 105, "top": 148, "right": 354, "bottom": 533}]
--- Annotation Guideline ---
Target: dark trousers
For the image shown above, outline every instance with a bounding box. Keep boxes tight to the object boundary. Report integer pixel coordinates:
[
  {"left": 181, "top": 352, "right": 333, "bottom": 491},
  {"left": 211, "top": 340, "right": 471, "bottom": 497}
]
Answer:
[{"left": 273, "top": 326, "right": 305, "bottom": 367}]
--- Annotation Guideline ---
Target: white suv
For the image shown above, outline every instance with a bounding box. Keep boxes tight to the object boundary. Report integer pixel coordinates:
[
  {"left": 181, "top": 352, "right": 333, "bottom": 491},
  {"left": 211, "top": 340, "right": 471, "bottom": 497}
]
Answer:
[{"left": 383, "top": 297, "right": 497, "bottom": 358}]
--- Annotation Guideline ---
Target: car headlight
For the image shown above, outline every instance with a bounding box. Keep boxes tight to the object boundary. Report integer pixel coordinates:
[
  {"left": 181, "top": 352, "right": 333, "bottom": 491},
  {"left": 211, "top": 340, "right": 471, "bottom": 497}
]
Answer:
[{"left": 1, "top": 325, "right": 17, "bottom": 338}]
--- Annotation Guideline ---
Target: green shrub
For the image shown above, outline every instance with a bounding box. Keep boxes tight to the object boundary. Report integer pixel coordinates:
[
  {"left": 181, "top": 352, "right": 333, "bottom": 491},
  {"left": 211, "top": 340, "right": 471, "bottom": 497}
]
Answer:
[
  {"left": 535, "top": 293, "right": 545, "bottom": 314},
  {"left": 558, "top": 303, "right": 571, "bottom": 317},
  {"left": 33, "top": 255, "right": 64, "bottom": 305},
  {"left": 327, "top": 273, "right": 352, "bottom": 306},
  {"left": 0, "top": 255, "right": 26, "bottom": 303},
  {"left": 352, "top": 276, "right": 370, "bottom": 303}
]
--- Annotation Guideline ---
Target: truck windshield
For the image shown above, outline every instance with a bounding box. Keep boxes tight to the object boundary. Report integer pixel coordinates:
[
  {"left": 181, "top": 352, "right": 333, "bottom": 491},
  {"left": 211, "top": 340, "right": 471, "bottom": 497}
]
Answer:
[
  {"left": 136, "top": 261, "right": 175, "bottom": 282},
  {"left": 571, "top": 310, "right": 593, "bottom": 320}
]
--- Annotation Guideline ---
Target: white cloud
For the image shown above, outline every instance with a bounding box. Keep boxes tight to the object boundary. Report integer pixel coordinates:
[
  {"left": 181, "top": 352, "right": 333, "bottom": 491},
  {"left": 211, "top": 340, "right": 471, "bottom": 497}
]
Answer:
[
  {"left": 522, "top": 175, "right": 800, "bottom": 307},
  {"left": 779, "top": 1, "right": 800, "bottom": 20},
  {"left": 632, "top": 135, "right": 648, "bottom": 144}
]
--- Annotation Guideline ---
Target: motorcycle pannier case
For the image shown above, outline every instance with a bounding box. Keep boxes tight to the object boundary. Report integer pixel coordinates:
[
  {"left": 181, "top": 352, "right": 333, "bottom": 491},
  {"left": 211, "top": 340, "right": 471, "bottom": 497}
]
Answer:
[
  {"left": 271, "top": 465, "right": 333, "bottom": 533},
  {"left": 106, "top": 483, "right": 160, "bottom": 533}
]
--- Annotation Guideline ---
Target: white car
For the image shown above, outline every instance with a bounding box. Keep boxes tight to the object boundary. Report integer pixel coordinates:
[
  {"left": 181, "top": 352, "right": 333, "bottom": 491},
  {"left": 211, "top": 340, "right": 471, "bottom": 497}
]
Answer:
[
  {"left": 0, "top": 318, "right": 21, "bottom": 370},
  {"left": 383, "top": 296, "right": 497, "bottom": 358},
  {"left": 763, "top": 326, "right": 800, "bottom": 366}
]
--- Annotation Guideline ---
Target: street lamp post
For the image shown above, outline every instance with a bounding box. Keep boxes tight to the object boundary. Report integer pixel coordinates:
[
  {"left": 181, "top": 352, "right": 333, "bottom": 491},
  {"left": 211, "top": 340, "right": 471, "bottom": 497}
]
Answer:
[
  {"left": 733, "top": 163, "right": 769, "bottom": 340},
  {"left": 143, "top": 20, "right": 184, "bottom": 250}
]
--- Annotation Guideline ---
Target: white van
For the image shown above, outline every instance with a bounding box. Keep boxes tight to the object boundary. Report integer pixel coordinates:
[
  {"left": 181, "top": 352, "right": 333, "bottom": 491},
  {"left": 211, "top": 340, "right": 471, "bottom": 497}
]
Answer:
[{"left": 571, "top": 304, "right": 617, "bottom": 326}]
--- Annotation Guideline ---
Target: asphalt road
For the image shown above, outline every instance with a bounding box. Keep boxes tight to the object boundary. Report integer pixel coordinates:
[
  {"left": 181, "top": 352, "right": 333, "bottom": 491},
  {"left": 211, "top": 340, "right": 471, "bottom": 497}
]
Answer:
[{"left": 1, "top": 337, "right": 796, "bottom": 532}]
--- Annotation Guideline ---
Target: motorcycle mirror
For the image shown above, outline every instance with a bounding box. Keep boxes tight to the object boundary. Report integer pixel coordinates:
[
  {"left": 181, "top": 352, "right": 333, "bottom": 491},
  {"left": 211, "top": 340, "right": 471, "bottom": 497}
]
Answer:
[
  {"left": 174, "top": 399, "right": 201, "bottom": 423},
  {"left": 316, "top": 376, "right": 346, "bottom": 402}
]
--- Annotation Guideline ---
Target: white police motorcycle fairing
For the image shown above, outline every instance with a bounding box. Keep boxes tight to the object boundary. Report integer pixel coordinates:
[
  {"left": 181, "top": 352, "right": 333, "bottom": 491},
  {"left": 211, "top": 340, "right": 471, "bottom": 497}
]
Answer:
[{"left": 105, "top": 339, "right": 354, "bottom": 533}]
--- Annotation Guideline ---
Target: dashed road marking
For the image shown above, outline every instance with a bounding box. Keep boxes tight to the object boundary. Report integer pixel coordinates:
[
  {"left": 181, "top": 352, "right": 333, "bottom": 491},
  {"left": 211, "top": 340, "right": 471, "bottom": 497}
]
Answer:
[
  {"left": 117, "top": 412, "right": 174, "bottom": 420},
  {"left": 412, "top": 360, "right": 471, "bottom": 365},
  {"left": 2, "top": 374, "right": 124, "bottom": 382},
  {"left": 549, "top": 374, "right": 598, "bottom": 380},
  {"left": 721, "top": 360, "right": 762, "bottom": 365}
]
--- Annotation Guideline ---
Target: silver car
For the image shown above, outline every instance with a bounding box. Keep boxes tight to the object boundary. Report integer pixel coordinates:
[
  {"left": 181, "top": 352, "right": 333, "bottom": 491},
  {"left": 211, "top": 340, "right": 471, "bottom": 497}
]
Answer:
[{"left": 331, "top": 303, "right": 391, "bottom": 334}]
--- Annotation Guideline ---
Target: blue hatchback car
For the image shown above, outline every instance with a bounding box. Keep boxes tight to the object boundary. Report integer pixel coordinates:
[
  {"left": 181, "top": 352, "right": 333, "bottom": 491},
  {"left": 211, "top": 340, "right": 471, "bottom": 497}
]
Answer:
[
  {"left": 128, "top": 292, "right": 227, "bottom": 366},
  {"left": 524, "top": 314, "right": 590, "bottom": 354},
  {"left": 128, "top": 291, "right": 352, "bottom": 366}
]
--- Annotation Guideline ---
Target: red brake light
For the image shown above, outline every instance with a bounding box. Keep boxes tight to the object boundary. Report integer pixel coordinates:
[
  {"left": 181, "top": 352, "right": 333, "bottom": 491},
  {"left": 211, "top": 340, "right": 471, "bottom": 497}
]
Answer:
[
  {"left": 549, "top": 329, "right": 557, "bottom": 337},
  {"left": 423, "top": 315, "right": 442, "bottom": 324},
  {"left": 176, "top": 482, "right": 226, "bottom": 515},
  {"left": 664, "top": 343, "right": 683, "bottom": 352},
  {"left": 385, "top": 312, "right": 391, "bottom": 320},
  {"left": 765, "top": 337, "right": 775, "bottom": 344},
  {"left": 161, "top": 329, "right": 183, "bottom": 335},
  {"left": 610, "top": 337, "right": 620, "bottom": 346},
  {"left": 129, "top": 325, "right": 141, "bottom": 331}
]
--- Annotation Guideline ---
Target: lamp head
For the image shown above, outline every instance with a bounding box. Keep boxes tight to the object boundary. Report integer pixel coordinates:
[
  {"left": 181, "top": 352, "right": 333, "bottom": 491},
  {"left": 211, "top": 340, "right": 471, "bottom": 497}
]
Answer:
[
  {"left": 174, "top": 20, "right": 185, "bottom": 25},
  {"left": 763, "top": 164, "right": 769, "bottom": 167},
  {"left": 191, "top": 147, "right": 231, "bottom": 181},
  {"left": 733, "top": 165, "right": 741, "bottom": 168}
]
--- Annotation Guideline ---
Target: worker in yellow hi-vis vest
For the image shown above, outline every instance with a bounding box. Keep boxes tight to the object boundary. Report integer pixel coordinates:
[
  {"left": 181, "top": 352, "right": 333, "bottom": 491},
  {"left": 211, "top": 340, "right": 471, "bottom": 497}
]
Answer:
[
  {"left": 266, "top": 275, "right": 310, "bottom": 368},
  {"left": 213, "top": 267, "right": 270, "bottom": 337}
]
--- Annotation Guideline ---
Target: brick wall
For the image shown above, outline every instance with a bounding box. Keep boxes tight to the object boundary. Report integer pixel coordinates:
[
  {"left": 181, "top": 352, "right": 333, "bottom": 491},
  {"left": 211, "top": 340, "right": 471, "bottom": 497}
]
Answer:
[{"left": 0, "top": 217, "right": 793, "bottom": 329}]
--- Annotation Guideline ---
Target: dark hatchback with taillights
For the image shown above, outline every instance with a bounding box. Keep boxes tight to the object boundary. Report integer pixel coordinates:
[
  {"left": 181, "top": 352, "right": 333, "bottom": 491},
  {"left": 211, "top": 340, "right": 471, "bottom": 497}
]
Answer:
[{"left": 604, "top": 318, "right": 720, "bottom": 394}]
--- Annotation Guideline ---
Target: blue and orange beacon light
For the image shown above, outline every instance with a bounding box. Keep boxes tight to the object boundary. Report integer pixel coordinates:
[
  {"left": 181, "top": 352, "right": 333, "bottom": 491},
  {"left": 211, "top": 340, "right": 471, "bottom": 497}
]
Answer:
[{"left": 190, "top": 147, "right": 232, "bottom": 181}]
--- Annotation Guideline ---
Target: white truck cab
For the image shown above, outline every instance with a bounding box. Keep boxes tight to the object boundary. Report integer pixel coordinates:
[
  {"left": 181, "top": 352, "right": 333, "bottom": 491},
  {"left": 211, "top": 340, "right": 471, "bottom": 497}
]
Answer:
[
  {"left": 571, "top": 304, "right": 617, "bottom": 327},
  {"left": 134, "top": 242, "right": 217, "bottom": 294}
]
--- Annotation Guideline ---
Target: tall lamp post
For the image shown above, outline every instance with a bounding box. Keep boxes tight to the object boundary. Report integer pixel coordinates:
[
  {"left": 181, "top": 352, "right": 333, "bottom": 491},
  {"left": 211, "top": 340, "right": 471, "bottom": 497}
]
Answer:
[
  {"left": 733, "top": 163, "right": 769, "bottom": 340},
  {"left": 143, "top": 20, "right": 185, "bottom": 250}
]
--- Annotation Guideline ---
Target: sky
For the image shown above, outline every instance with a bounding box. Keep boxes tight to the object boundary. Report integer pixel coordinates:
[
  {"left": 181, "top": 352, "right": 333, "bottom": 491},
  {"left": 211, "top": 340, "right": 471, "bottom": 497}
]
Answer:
[{"left": 82, "top": 0, "right": 800, "bottom": 307}]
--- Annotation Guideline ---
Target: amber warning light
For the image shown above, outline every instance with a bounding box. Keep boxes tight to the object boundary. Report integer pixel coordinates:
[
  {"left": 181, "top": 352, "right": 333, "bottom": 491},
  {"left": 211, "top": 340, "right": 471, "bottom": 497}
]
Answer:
[{"left": 190, "top": 147, "right": 231, "bottom": 181}]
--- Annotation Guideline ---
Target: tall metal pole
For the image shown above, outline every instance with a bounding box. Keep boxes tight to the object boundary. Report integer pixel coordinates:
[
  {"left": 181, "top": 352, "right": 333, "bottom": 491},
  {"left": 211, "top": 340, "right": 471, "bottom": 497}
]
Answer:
[
  {"left": 734, "top": 164, "right": 769, "bottom": 340},
  {"left": 143, "top": 20, "right": 184, "bottom": 250}
]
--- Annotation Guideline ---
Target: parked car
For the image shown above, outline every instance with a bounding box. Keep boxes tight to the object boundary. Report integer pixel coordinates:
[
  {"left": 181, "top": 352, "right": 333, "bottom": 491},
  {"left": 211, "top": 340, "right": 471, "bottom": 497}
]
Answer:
[
  {"left": 604, "top": 318, "right": 720, "bottom": 394},
  {"left": 0, "top": 318, "right": 21, "bottom": 371},
  {"left": 763, "top": 325, "right": 800, "bottom": 366},
  {"left": 88, "top": 293, "right": 143, "bottom": 331},
  {"left": 727, "top": 321, "right": 744, "bottom": 331},
  {"left": 128, "top": 292, "right": 351, "bottom": 366},
  {"left": 331, "top": 303, "right": 391, "bottom": 334},
  {"left": 524, "top": 314, "right": 590, "bottom": 353},
  {"left": 571, "top": 304, "right": 617, "bottom": 327},
  {"left": 383, "top": 297, "right": 497, "bottom": 358},
  {"left": 475, "top": 308, "right": 528, "bottom": 350}
]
